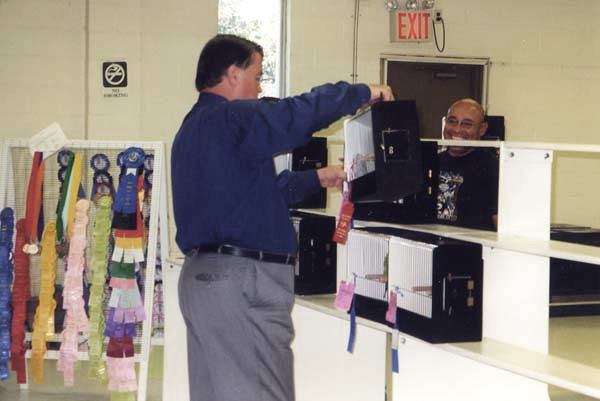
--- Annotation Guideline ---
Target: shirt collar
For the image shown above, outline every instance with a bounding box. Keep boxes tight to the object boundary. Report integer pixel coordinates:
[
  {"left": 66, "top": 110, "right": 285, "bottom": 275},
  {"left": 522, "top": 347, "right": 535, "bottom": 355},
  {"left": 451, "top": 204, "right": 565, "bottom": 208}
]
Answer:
[{"left": 197, "top": 91, "right": 227, "bottom": 104}]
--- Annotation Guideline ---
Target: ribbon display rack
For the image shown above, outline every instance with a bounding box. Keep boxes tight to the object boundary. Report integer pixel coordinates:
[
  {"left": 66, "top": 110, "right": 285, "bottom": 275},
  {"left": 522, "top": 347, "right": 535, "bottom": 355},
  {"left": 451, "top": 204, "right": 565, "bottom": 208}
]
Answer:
[{"left": 0, "top": 138, "right": 169, "bottom": 401}]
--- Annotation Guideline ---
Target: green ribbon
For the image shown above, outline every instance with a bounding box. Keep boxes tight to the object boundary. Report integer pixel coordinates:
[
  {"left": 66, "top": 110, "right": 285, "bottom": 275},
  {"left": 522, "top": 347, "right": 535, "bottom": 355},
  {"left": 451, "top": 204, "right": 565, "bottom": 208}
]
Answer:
[
  {"left": 56, "top": 151, "right": 74, "bottom": 244},
  {"left": 87, "top": 196, "right": 113, "bottom": 382},
  {"left": 111, "top": 261, "right": 136, "bottom": 279}
]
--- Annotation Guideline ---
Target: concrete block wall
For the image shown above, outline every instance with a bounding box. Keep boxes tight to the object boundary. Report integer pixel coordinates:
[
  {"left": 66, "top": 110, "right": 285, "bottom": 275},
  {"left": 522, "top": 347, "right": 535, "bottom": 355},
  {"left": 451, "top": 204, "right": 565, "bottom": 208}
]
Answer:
[
  {"left": 288, "top": 0, "right": 600, "bottom": 225},
  {"left": 0, "top": 0, "right": 216, "bottom": 256},
  {"left": 0, "top": 0, "right": 86, "bottom": 138},
  {"left": 1, "top": 0, "right": 600, "bottom": 241}
]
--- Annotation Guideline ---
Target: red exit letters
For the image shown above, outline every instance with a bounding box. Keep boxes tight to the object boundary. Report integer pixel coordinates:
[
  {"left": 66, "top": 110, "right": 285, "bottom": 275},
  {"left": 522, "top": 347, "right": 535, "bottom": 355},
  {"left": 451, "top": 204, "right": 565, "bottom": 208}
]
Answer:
[{"left": 395, "top": 11, "right": 431, "bottom": 41}]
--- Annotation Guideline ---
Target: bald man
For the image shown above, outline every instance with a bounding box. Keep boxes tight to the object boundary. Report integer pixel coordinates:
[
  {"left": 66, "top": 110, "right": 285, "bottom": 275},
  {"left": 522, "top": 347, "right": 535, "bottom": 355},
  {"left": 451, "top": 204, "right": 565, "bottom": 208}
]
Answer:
[{"left": 437, "top": 98, "right": 499, "bottom": 231}]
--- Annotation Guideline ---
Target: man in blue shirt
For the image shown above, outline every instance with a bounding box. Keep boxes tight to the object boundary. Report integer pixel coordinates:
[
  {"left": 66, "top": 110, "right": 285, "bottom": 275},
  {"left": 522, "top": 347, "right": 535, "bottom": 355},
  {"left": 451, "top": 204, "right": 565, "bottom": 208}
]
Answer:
[{"left": 171, "top": 34, "right": 393, "bottom": 401}]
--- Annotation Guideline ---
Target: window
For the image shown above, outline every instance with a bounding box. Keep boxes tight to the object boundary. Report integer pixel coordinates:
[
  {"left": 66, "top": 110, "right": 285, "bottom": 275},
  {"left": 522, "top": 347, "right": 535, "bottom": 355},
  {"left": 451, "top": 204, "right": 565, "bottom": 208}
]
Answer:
[{"left": 218, "top": 0, "right": 284, "bottom": 98}]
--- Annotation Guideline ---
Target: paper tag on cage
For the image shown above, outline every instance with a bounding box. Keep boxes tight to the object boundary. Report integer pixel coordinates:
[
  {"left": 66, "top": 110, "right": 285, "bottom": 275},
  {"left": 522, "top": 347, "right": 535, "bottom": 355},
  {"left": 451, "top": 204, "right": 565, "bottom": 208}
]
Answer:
[
  {"left": 334, "top": 280, "right": 355, "bottom": 312},
  {"left": 333, "top": 194, "right": 354, "bottom": 244}
]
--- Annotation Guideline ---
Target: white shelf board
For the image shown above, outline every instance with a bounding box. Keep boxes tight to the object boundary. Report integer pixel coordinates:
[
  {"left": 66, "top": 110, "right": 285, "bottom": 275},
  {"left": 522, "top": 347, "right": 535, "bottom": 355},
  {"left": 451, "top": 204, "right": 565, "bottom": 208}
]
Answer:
[
  {"left": 444, "top": 338, "right": 600, "bottom": 399},
  {"left": 295, "top": 294, "right": 392, "bottom": 334},
  {"left": 297, "top": 294, "right": 600, "bottom": 399},
  {"left": 424, "top": 138, "right": 600, "bottom": 153},
  {"left": 354, "top": 220, "right": 600, "bottom": 266}
]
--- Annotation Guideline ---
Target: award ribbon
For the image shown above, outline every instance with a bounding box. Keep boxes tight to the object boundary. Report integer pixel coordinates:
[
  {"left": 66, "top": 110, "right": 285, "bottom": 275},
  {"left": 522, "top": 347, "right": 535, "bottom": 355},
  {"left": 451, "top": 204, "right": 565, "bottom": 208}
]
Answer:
[
  {"left": 29, "top": 222, "right": 58, "bottom": 384},
  {"left": 106, "top": 337, "right": 137, "bottom": 392},
  {"left": 64, "top": 154, "right": 83, "bottom": 241},
  {"left": 10, "top": 219, "right": 30, "bottom": 383},
  {"left": 346, "top": 274, "right": 357, "bottom": 353},
  {"left": 106, "top": 147, "right": 148, "bottom": 395},
  {"left": 24, "top": 152, "right": 44, "bottom": 253},
  {"left": 87, "top": 195, "right": 113, "bottom": 382},
  {"left": 57, "top": 199, "right": 91, "bottom": 386},
  {"left": 56, "top": 150, "right": 74, "bottom": 244},
  {"left": 112, "top": 147, "right": 145, "bottom": 230},
  {"left": 0, "top": 208, "right": 14, "bottom": 381},
  {"left": 90, "top": 153, "right": 115, "bottom": 201}
]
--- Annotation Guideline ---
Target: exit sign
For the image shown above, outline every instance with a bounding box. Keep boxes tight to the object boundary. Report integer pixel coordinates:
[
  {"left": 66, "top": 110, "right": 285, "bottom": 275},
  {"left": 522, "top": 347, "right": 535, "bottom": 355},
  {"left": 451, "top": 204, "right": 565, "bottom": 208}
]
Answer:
[{"left": 390, "top": 11, "right": 432, "bottom": 42}]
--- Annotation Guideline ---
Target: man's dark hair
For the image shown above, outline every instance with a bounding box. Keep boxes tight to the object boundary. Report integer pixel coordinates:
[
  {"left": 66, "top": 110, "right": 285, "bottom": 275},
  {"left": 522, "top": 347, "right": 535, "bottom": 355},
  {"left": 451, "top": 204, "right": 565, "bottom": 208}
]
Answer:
[{"left": 195, "top": 34, "right": 263, "bottom": 92}]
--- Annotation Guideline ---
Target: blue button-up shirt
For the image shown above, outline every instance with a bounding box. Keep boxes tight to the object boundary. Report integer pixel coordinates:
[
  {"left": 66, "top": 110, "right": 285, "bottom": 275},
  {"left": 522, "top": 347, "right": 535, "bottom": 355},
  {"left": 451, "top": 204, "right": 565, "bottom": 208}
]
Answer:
[{"left": 171, "top": 81, "right": 370, "bottom": 255}]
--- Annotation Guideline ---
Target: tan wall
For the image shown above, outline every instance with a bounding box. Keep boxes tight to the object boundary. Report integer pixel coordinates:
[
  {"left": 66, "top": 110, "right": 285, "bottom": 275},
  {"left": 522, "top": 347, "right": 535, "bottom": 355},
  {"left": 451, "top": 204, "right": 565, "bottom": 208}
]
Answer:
[
  {"left": 288, "top": 0, "right": 600, "bottom": 225},
  {"left": 0, "top": 0, "right": 217, "bottom": 255},
  {"left": 1, "top": 0, "right": 600, "bottom": 249}
]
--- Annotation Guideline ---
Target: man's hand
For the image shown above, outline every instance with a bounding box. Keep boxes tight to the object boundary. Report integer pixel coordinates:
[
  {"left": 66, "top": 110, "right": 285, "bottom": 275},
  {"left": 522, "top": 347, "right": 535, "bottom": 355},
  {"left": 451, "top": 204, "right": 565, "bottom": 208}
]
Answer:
[
  {"left": 317, "top": 165, "right": 347, "bottom": 191},
  {"left": 367, "top": 84, "right": 394, "bottom": 103}
]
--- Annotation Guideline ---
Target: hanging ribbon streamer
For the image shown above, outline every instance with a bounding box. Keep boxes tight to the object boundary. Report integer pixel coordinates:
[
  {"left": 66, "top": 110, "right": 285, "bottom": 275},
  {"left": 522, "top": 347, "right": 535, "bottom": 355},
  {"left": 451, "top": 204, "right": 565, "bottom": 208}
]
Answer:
[
  {"left": 29, "top": 222, "right": 58, "bottom": 384},
  {"left": 58, "top": 199, "right": 91, "bottom": 386},
  {"left": 107, "top": 147, "right": 147, "bottom": 395},
  {"left": 333, "top": 275, "right": 357, "bottom": 353},
  {"left": 106, "top": 336, "right": 136, "bottom": 396},
  {"left": 90, "top": 153, "right": 115, "bottom": 201},
  {"left": 23, "top": 152, "right": 45, "bottom": 254},
  {"left": 386, "top": 289, "right": 399, "bottom": 373},
  {"left": 0, "top": 208, "right": 14, "bottom": 381},
  {"left": 64, "top": 154, "right": 83, "bottom": 242},
  {"left": 10, "top": 219, "right": 29, "bottom": 383},
  {"left": 347, "top": 296, "right": 357, "bottom": 353},
  {"left": 142, "top": 154, "right": 153, "bottom": 238},
  {"left": 112, "top": 147, "right": 145, "bottom": 230},
  {"left": 143, "top": 154, "right": 153, "bottom": 196},
  {"left": 56, "top": 150, "right": 74, "bottom": 247},
  {"left": 391, "top": 323, "right": 400, "bottom": 374},
  {"left": 87, "top": 195, "right": 113, "bottom": 382}
]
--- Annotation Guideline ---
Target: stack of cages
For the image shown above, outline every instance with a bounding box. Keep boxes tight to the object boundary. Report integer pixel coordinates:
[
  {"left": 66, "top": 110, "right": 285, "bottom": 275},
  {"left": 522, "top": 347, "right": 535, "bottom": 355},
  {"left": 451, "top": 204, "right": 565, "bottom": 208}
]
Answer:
[
  {"left": 342, "top": 100, "right": 482, "bottom": 343},
  {"left": 274, "top": 137, "right": 337, "bottom": 295},
  {"left": 347, "top": 227, "right": 482, "bottom": 343}
]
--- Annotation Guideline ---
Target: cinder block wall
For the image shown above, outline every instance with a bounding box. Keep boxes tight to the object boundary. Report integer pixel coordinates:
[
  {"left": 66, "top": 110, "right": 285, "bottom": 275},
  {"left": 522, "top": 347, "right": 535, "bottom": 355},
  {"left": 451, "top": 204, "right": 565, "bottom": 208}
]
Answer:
[
  {"left": 2, "top": 0, "right": 599, "bottom": 248},
  {"left": 288, "top": 0, "right": 600, "bottom": 226}
]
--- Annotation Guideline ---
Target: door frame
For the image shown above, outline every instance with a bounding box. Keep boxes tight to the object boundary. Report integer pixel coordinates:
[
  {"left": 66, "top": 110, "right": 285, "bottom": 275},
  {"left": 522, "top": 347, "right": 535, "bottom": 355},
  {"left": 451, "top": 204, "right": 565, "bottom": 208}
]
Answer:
[{"left": 380, "top": 54, "right": 491, "bottom": 113}]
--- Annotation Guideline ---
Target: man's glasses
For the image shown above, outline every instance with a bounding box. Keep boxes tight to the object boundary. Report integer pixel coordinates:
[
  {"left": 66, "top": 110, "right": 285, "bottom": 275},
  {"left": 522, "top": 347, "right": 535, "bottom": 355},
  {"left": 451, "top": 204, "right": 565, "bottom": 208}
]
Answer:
[{"left": 445, "top": 117, "right": 481, "bottom": 130}]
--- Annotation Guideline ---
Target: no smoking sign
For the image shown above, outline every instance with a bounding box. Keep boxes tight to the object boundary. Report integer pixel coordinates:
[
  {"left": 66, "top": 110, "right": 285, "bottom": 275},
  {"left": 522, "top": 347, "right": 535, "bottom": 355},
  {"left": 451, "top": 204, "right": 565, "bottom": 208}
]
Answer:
[{"left": 102, "top": 62, "right": 128, "bottom": 88}]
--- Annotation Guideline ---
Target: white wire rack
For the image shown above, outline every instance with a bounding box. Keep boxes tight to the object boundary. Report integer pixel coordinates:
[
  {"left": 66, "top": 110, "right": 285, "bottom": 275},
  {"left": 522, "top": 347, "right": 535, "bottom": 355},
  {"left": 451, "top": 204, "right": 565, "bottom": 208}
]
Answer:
[{"left": 0, "top": 138, "right": 169, "bottom": 401}]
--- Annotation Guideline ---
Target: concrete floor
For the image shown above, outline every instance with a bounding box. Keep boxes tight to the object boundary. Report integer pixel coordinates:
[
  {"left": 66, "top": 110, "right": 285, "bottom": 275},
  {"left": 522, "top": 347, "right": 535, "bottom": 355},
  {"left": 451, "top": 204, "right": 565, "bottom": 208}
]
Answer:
[
  {"left": 0, "top": 347, "right": 163, "bottom": 401},
  {"left": 547, "top": 315, "right": 600, "bottom": 401},
  {"left": 0, "top": 317, "right": 599, "bottom": 400}
]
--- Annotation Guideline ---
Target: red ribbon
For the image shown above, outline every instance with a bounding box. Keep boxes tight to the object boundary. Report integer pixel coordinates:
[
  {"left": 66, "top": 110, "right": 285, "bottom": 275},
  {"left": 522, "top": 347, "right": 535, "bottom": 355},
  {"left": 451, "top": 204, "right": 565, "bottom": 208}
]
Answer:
[
  {"left": 107, "top": 336, "right": 135, "bottom": 358},
  {"left": 10, "top": 219, "right": 30, "bottom": 383},
  {"left": 24, "top": 152, "right": 45, "bottom": 243}
]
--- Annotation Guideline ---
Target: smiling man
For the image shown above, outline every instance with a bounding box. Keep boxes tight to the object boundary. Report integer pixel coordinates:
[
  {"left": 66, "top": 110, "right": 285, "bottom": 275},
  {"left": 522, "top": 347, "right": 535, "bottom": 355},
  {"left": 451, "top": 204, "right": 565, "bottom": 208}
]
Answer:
[{"left": 437, "top": 98, "right": 499, "bottom": 231}]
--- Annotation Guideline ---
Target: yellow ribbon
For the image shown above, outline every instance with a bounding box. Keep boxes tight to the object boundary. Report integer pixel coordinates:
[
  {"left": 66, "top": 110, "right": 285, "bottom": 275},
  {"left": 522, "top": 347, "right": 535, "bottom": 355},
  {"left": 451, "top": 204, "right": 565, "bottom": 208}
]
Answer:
[
  {"left": 29, "top": 221, "right": 57, "bottom": 384},
  {"left": 65, "top": 154, "right": 83, "bottom": 241},
  {"left": 114, "top": 236, "right": 144, "bottom": 249}
]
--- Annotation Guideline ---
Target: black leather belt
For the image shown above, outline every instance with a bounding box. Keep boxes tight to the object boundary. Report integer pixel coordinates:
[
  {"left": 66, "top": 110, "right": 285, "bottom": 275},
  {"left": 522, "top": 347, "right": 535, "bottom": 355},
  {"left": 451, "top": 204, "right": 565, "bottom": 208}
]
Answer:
[{"left": 195, "top": 244, "right": 296, "bottom": 266}]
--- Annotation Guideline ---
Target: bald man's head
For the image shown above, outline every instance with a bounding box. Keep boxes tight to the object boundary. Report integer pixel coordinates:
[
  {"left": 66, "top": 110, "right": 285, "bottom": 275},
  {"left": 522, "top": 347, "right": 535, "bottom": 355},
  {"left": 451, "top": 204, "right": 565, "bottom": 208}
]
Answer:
[{"left": 443, "top": 98, "right": 488, "bottom": 157}]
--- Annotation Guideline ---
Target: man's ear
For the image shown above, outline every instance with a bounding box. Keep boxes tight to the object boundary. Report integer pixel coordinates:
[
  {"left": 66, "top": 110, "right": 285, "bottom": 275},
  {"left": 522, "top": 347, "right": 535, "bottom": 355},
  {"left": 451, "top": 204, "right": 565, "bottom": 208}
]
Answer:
[
  {"left": 224, "top": 64, "right": 239, "bottom": 87},
  {"left": 478, "top": 121, "right": 488, "bottom": 138}
]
